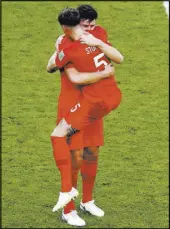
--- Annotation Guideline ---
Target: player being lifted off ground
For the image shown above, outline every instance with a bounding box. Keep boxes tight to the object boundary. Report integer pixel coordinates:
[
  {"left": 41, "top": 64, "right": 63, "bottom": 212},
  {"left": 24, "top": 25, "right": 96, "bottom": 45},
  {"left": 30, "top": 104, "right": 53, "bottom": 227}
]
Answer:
[
  {"left": 47, "top": 5, "right": 123, "bottom": 226},
  {"left": 50, "top": 7, "right": 123, "bottom": 216}
]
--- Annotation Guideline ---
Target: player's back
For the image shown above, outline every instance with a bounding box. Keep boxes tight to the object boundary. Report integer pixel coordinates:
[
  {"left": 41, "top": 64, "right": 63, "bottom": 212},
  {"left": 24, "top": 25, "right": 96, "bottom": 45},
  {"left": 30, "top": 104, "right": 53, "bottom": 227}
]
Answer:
[
  {"left": 56, "top": 35, "right": 82, "bottom": 119},
  {"left": 56, "top": 26, "right": 110, "bottom": 98},
  {"left": 66, "top": 40, "right": 118, "bottom": 102}
]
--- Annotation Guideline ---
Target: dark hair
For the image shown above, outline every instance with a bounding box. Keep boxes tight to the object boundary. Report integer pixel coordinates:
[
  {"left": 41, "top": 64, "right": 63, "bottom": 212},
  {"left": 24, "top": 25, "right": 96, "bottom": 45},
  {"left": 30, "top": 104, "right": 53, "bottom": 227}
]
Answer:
[
  {"left": 58, "top": 8, "right": 80, "bottom": 26},
  {"left": 77, "top": 4, "right": 98, "bottom": 21}
]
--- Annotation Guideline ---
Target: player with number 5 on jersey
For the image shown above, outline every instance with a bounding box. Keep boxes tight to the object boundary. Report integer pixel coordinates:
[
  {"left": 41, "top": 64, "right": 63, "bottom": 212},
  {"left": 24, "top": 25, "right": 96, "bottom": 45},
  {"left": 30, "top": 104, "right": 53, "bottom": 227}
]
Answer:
[{"left": 50, "top": 7, "right": 124, "bottom": 215}]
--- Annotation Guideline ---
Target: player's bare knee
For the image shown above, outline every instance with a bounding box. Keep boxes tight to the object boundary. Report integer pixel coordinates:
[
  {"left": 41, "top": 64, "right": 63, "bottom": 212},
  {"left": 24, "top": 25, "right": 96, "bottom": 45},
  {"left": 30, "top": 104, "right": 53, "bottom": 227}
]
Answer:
[
  {"left": 83, "top": 146, "right": 99, "bottom": 160},
  {"left": 74, "top": 156, "right": 83, "bottom": 168},
  {"left": 71, "top": 149, "right": 83, "bottom": 168}
]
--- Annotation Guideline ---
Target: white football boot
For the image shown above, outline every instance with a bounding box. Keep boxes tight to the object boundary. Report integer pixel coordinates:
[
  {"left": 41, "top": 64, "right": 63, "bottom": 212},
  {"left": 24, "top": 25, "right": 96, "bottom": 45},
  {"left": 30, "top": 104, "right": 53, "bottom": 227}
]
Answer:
[
  {"left": 80, "top": 200, "right": 104, "bottom": 217},
  {"left": 52, "top": 187, "right": 78, "bottom": 212},
  {"left": 62, "top": 210, "right": 86, "bottom": 226}
]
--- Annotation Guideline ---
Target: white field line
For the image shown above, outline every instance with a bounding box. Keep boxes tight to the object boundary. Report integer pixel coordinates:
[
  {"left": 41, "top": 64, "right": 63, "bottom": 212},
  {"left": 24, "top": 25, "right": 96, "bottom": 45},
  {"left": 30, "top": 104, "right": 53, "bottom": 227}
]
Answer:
[{"left": 163, "top": 1, "right": 169, "bottom": 18}]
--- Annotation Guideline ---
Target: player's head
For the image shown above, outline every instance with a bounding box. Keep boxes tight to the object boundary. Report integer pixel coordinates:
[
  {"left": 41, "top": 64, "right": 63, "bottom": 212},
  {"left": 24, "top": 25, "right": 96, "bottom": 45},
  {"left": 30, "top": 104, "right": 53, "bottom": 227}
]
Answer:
[
  {"left": 58, "top": 7, "right": 81, "bottom": 34},
  {"left": 77, "top": 4, "right": 98, "bottom": 31}
]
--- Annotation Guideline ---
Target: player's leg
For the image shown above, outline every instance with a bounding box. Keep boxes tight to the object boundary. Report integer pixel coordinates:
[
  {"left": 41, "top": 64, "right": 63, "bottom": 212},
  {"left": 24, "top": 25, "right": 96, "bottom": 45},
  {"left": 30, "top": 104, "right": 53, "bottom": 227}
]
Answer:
[
  {"left": 81, "top": 119, "right": 103, "bottom": 202},
  {"left": 80, "top": 146, "right": 104, "bottom": 217},
  {"left": 80, "top": 119, "right": 104, "bottom": 217},
  {"left": 81, "top": 146, "right": 99, "bottom": 203},
  {"left": 63, "top": 127, "right": 85, "bottom": 213},
  {"left": 51, "top": 119, "right": 79, "bottom": 212},
  {"left": 63, "top": 146, "right": 84, "bottom": 215},
  {"left": 62, "top": 148, "right": 86, "bottom": 227},
  {"left": 67, "top": 129, "right": 86, "bottom": 188},
  {"left": 56, "top": 106, "right": 86, "bottom": 225},
  {"left": 71, "top": 149, "right": 84, "bottom": 186}
]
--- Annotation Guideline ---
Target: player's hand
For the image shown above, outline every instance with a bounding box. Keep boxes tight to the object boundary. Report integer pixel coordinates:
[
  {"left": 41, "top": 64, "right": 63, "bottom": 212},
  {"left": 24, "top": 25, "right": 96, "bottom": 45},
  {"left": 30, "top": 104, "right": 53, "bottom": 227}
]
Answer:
[
  {"left": 47, "top": 52, "right": 59, "bottom": 73},
  {"left": 80, "top": 33, "right": 101, "bottom": 47},
  {"left": 103, "top": 64, "right": 115, "bottom": 77}
]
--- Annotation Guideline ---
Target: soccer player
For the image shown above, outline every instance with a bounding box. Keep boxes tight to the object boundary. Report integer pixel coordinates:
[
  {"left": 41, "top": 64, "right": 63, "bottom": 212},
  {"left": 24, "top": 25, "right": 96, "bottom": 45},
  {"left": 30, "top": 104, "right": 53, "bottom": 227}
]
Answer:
[
  {"left": 50, "top": 7, "right": 123, "bottom": 218},
  {"left": 47, "top": 5, "right": 123, "bottom": 226}
]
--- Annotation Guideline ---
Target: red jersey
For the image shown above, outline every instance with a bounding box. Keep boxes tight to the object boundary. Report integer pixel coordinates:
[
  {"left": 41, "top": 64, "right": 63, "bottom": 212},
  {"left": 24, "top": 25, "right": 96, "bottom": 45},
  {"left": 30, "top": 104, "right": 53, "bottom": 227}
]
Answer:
[
  {"left": 55, "top": 26, "right": 109, "bottom": 96},
  {"left": 56, "top": 29, "right": 117, "bottom": 103}
]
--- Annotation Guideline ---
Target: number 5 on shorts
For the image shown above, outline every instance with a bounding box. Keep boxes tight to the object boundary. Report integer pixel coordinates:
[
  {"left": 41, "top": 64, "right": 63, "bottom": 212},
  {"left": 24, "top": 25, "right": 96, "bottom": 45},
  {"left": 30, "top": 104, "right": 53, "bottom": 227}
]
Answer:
[{"left": 70, "top": 103, "right": 81, "bottom": 112}]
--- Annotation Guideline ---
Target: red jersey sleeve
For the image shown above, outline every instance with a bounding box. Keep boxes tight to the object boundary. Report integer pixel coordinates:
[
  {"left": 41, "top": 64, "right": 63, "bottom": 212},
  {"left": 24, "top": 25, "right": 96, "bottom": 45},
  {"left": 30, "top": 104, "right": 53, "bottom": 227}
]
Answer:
[{"left": 92, "top": 25, "right": 112, "bottom": 46}]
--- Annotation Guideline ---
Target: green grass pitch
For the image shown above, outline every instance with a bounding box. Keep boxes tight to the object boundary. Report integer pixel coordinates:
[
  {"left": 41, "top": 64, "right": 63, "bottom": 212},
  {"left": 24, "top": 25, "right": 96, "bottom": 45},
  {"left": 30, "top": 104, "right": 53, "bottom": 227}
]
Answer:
[{"left": 1, "top": 1, "right": 169, "bottom": 228}]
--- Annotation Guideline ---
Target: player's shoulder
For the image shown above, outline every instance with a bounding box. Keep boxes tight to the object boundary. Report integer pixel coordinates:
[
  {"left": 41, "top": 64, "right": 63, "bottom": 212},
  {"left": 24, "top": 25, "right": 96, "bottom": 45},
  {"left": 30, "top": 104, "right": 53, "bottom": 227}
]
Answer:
[
  {"left": 56, "top": 34, "right": 66, "bottom": 43},
  {"left": 93, "top": 25, "right": 107, "bottom": 34},
  {"left": 58, "top": 40, "right": 78, "bottom": 57},
  {"left": 64, "top": 40, "right": 80, "bottom": 49},
  {"left": 55, "top": 34, "right": 71, "bottom": 51},
  {"left": 91, "top": 25, "right": 108, "bottom": 42},
  {"left": 55, "top": 34, "right": 65, "bottom": 49}
]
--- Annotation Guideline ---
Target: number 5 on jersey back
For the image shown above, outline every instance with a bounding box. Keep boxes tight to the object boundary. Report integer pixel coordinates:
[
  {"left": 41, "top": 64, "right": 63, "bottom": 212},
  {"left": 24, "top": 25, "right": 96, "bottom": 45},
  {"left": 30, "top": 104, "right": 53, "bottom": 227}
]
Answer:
[{"left": 93, "top": 53, "right": 108, "bottom": 68}]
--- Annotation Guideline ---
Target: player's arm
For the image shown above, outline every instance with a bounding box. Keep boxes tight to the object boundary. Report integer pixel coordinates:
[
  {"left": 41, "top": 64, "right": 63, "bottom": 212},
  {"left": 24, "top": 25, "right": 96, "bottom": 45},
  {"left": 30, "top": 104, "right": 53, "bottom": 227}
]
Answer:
[
  {"left": 47, "top": 51, "right": 59, "bottom": 73},
  {"left": 46, "top": 35, "right": 65, "bottom": 73},
  {"left": 80, "top": 34, "right": 124, "bottom": 64},
  {"left": 47, "top": 47, "right": 69, "bottom": 73},
  {"left": 65, "top": 64, "right": 114, "bottom": 85}
]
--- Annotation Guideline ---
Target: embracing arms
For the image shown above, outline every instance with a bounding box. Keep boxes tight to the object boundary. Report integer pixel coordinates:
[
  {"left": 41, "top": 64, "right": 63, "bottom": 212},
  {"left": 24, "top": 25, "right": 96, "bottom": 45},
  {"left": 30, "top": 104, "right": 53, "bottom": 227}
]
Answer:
[
  {"left": 46, "top": 50, "right": 114, "bottom": 85},
  {"left": 80, "top": 33, "right": 124, "bottom": 64},
  {"left": 65, "top": 64, "right": 114, "bottom": 85},
  {"left": 46, "top": 52, "right": 58, "bottom": 73}
]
